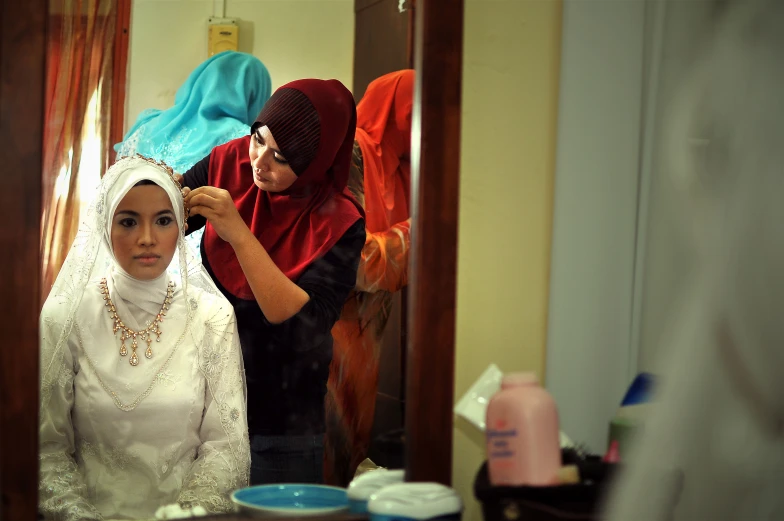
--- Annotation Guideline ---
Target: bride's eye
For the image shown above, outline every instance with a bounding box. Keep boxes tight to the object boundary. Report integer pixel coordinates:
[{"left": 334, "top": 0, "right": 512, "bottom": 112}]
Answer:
[{"left": 118, "top": 218, "right": 136, "bottom": 228}]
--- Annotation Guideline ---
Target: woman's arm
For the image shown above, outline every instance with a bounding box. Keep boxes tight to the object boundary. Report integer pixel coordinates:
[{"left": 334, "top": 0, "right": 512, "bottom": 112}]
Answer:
[
  {"left": 356, "top": 218, "right": 411, "bottom": 293},
  {"left": 185, "top": 186, "right": 356, "bottom": 324},
  {"left": 177, "top": 302, "right": 250, "bottom": 513},
  {"left": 229, "top": 226, "right": 311, "bottom": 324},
  {"left": 185, "top": 185, "right": 365, "bottom": 324},
  {"left": 39, "top": 320, "right": 103, "bottom": 521},
  {"left": 263, "top": 219, "right": 366, "bottom": 351}
]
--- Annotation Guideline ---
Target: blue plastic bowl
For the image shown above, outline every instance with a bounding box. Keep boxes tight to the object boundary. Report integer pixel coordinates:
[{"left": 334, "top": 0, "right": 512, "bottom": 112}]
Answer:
[{"left": 231, "top": 484, "right": 349, "bottom": 516}]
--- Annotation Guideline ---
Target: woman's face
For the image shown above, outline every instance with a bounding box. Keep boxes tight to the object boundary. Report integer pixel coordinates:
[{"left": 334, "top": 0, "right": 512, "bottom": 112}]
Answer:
[
  {"left": 110, "top": 184, "right": 179, "bottom": 280},
  {"left": 248, "top": 125, "right": 298, "bottom": 192}
]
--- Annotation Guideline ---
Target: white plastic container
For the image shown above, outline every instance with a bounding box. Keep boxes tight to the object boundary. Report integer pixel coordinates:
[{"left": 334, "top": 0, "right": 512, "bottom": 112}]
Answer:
[
  {"left": 368, "top": 482, "right": 462, "bottom": 521},
  {"left": 347, "top": 468, "right": 405, "bottom": 513}
]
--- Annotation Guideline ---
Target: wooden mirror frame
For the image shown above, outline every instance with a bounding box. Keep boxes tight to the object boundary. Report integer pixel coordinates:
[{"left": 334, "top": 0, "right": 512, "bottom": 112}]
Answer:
[
  {"left": 0, "top": 0, "right": 463, "bottom": 517},
  {"left": 404, "top": 0, "right": 463, "bottom": 485},
  {"left": 1, "top": 1, "right": 47, "bottom": 519}
]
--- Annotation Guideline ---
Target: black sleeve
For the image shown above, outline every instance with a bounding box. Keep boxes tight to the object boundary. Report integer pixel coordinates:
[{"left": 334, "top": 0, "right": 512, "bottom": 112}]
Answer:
[
  {"left": 182, "top": 154, "right": 211, "bottom": 235},
  {"left": 265, "top": 218, "right": 366, "bottom": 352}
]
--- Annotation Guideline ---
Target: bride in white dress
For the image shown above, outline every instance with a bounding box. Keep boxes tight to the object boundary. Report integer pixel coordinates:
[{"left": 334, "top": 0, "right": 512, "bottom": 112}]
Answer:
[{"left": 38, "top": 156, "right": 250, "bottom": 520}]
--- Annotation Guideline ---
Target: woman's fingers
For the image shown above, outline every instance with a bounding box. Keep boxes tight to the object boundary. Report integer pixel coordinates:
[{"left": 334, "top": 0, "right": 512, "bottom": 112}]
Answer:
[
  {"left": 185, "top": 186, "right": 225, "bottom": 202},
  {"left": 188, "top": 192, "right": 221, "bottom": 212},
  {"left": 188, "top": 205, "right": 214, "bottom": 219}
]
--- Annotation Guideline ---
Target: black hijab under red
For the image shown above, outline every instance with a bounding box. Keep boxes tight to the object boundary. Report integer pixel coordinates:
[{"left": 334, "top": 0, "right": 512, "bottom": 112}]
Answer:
[{"left": 204, "top": 79, "right": 364, "bottom": 300}]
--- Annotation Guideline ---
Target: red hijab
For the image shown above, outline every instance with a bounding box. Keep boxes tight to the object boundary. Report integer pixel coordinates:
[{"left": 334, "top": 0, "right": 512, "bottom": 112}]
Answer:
[
  {"left": 355, "top": 69, "right": 414, "bottom": 233},
  {"left": 204, "top": 79, "right": 364, "bottom": 300}
]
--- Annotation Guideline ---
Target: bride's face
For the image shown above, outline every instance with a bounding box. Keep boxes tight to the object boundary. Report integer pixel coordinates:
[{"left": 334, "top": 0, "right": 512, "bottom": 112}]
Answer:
[{"left": 111, "top": 183, "right": 179, "bottom": 280}]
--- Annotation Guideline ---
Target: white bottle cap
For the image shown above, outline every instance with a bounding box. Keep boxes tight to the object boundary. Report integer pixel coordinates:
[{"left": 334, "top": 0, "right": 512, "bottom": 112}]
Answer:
[
  {"left": 501, "top": 372, "right": 539, "bottom": 389},
  {"left": 368, "top": 482, "right": 462, "bottom": 520}
]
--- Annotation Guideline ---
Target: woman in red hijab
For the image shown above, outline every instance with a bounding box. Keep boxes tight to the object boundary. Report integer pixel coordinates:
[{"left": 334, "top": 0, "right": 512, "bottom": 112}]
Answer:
[
  {"left": 324, "top": 70, "right": 414, "bottom": 485},
  {"left": 180, "top": 79, "right": 365, "bottom": 485}
]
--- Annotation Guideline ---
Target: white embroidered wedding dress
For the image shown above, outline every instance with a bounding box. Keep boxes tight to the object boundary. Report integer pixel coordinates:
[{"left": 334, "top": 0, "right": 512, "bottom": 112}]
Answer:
[{"left": 39, "top": 157, "right": 250, "bottom": 521}]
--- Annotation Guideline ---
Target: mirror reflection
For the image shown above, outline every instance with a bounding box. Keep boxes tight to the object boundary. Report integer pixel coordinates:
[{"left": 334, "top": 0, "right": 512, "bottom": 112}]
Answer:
[
  {"left": 39, "top": 0, "right": 414, "bottom": 518},
  {"left": 30, "top": 0, "right": 784, "bottom": 519}
]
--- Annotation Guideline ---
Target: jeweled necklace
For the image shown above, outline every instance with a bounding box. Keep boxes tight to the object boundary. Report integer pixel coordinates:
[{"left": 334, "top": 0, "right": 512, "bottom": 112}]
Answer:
[{"left": 99, "top": 278, "right": 175, "bottom": 366}]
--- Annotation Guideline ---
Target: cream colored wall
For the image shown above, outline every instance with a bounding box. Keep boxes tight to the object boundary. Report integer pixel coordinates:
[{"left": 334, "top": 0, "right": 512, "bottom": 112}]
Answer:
[
  {"left": 125, "top": 0, "right": 354, "bottom": 133},
  {"left": 453, "top": 0, "right": 563, "bottom": 518}
]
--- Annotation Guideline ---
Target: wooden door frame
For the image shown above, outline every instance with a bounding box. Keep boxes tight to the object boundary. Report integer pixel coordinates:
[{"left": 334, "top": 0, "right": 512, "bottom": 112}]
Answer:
[
  {"left": 109, "top": 0, "right": 133, "bottom": 150},
  {"left": 0, "top": 1, "right": 46, "bottom": 519},
  {"left": 404, "top": 0, "right": 464, "bottom": 485},
  {"left": 0, "top": 0, "right": 464, "bottom": 516}
]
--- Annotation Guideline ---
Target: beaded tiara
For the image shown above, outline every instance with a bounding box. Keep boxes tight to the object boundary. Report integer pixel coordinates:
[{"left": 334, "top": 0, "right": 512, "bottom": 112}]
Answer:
[{"left": 117, "top": 154, "right": 182, "bottom": 190}]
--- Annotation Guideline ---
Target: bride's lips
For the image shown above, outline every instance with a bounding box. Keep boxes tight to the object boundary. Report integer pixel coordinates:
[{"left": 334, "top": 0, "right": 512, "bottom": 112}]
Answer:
[{"left": 134, "top": 254, "right": 160, "bottom": 266}]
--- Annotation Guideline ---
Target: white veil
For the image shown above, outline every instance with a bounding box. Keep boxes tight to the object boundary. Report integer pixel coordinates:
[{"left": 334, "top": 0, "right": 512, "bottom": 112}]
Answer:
[
  {"left": 603, "top": 0, "right": 784, "bottom": 519},
  {"left": 39, "top": 155, "right": 249, "bottom": 518},
  {"left": 40, "top": 155, "right": 231, "bottom": 411}
]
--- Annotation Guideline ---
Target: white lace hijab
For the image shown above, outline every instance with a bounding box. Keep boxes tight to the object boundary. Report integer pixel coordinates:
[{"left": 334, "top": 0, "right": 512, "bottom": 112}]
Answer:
[
  {"left": 603, "top": 0, "right": 784, "bottom": 519},
  {"left": 39, "top": 156, "right": 250, "bottom": 518}
]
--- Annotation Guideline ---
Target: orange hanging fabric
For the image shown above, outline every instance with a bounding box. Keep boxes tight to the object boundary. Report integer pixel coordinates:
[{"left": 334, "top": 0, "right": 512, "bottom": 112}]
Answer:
[{"left": 42, "top": 0, "right": 118, "bottom": 301}]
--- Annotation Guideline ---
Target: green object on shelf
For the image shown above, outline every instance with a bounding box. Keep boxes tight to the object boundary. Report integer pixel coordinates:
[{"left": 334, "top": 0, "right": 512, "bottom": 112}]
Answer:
[{"left": 607, "top": 416, "right": 639, "bottom": 459}]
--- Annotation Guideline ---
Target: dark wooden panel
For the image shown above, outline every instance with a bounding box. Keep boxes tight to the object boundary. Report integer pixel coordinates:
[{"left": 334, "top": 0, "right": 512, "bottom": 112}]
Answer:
[
  {"left": 369, "top": 393, "right": 404, "bottom": 448},
  {"left": 406, "top": 2, "right": 415, "bottom": 73},
  {"left": 377, "top": 292, "right": 403, "bottom": 398},
  {"left": 110, "top": 0, "right": 132, "bottom": 150},
  {"left": 404, "top": 0, "right": 464, "bottom": 486},
  {"left": 399, "top": 286, "right": 408, "bottom": 406},
  {"left": 356, "top": 0, "right": 384, "bottom": 11},
  {"left": 353, "top": 0, "right": 411, "bottom": 101},
  {"left": 0, "top": 0, "right": 46, "bottom": 518}
]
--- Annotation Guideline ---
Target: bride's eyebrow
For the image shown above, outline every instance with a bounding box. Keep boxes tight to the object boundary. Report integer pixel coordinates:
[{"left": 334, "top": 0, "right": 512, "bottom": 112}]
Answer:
[{"left": 114, "top": 209, "right": 174, "bottom": 217}]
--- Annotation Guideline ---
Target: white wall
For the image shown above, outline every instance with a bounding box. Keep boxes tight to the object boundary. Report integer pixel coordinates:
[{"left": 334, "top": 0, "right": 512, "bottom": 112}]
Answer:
[
  {"left": 545, "top": 0, "right": 646, "bottom": 453},
  {"left": 125, "top": 0, "right": 354, "bottom": 133},
  {"left": 634, "top": 0, "right": 715, "bottom": 373},
  {"left": 546, "top": 0, "right": 719, "bottom": 453}
]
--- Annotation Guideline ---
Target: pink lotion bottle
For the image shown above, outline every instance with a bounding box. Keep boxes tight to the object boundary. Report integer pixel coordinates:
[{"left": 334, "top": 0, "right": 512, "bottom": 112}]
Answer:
[{"left": 486, "top": 372, "right": 561, "bottom": 486}]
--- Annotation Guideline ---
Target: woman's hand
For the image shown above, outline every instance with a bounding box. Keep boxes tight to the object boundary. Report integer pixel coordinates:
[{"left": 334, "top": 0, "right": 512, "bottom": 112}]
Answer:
[{"left": 184, "top": 186, "right": 249, "bottom": 245}]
